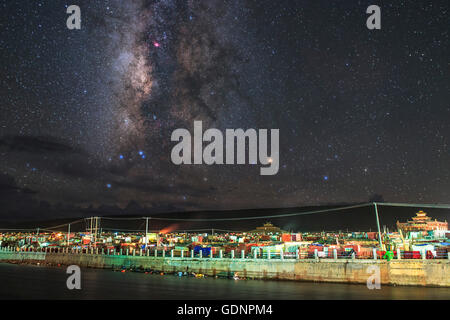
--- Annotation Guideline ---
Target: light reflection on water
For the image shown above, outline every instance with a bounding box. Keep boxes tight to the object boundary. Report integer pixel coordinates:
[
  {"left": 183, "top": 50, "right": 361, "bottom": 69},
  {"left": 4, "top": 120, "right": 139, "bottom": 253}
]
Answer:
[{"left": 0, "top": 263, "right": 449, "bottom": 300}]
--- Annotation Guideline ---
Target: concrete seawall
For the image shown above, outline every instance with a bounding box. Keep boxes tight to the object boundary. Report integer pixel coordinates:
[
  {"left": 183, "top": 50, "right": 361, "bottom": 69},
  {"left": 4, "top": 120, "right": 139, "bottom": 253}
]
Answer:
[{"left": 0, "top": 251, "right": 448, "bottom": 287}]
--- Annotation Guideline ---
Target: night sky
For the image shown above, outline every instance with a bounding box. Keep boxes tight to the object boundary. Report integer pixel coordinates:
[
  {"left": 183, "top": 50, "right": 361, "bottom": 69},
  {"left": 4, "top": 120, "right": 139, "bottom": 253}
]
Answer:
[{"left": 0, "top": 1, "right": 449, "bottom": 220}]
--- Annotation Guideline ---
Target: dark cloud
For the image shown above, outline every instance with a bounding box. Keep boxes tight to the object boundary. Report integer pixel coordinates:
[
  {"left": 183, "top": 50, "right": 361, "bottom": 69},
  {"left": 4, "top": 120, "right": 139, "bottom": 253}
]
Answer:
[
  {"left": 0, "top": 173, "right": 39, "bottom": 219},
  {"left": 0, "top": 135, "right": 79, "bottom": 154},
  {"left": 0, "top": 173, "right": 37, "bottom": 196}
]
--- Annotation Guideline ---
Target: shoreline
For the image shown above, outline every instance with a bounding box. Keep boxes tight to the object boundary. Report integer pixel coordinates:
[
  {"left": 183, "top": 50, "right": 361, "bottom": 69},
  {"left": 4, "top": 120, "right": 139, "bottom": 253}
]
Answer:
[
  {"left": 2, "top": 262, "right": 449, "bottom": 300},
  {"left": 1, "top": 251, "right": 449, "bottom": 288},
  {"left": 0, "top": 260, "right": 434, "bottom": 290}
]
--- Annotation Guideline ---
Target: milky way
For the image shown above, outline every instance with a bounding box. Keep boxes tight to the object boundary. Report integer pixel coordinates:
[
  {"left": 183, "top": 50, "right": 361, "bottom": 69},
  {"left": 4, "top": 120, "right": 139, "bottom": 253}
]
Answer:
[{"left": 0, "top": 0, "right": 449, "bottom": 220}]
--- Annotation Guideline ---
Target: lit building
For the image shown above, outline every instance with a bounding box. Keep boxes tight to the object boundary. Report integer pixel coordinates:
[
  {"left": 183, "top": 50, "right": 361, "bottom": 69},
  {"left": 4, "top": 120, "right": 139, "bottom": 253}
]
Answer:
[
  {"left": 250, "top": 222, "right": 283, "bottom": 234},
  {"left": 396, "top": 210, "right": 448, "bottom": 232}
]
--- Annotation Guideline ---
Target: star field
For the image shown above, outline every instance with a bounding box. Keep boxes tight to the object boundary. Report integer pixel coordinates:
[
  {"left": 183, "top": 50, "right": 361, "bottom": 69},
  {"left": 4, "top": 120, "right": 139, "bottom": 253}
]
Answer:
[{"left": 0, "top": 0, "right": 449, "bottom": 219}]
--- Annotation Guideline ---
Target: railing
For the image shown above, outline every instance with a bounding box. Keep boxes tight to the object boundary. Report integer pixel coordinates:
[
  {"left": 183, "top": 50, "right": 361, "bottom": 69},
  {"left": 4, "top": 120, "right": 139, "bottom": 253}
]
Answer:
[{"left": 1, "top": 246, "right": 449, "bottom": 261}]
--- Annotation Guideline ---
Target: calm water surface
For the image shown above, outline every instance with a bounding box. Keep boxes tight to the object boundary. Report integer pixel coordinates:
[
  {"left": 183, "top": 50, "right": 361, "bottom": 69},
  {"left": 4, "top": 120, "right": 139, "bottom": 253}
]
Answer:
[{"left": 0, "top": 263, "right": 449, "bottom": 300}]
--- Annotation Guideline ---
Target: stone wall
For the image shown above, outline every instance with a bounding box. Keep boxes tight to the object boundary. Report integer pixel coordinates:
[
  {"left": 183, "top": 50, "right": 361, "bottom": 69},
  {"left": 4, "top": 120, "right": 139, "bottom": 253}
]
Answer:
[{"left": 0, "top": 251, "right": 448, "bottom": 287}]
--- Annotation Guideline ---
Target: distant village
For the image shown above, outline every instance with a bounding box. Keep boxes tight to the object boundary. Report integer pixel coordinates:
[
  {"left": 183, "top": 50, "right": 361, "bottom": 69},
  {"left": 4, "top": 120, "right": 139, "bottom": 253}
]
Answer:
[{"left": 1, "top": 210, "right": 448, "bottom": 259}]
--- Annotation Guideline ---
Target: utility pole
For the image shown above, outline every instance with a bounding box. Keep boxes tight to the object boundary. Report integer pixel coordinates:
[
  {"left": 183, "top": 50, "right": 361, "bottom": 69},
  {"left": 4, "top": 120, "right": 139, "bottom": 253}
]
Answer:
[
  {"left": 373, "top": 203, "right": 384, "bottom": 250},
  {"left": 88, "top": 217, "right": 93, "bottom": 244},
  {"left": 92, "top": 216, "right": 100, "bottom": 248},
  {"left": 145, "top": 217, "right": 149, "bottom": 249},
  {"left": 67, "top": 223, "right": 71, "bottom": 247},
  {"left": 94, "top": 216, "right": 98, "bottom": 247},
  {"left": 87, "top": 217, "right": 99, "bottom": 248},
  {"left": 89, "top": 217, "right": 93, "bottom": 248}
]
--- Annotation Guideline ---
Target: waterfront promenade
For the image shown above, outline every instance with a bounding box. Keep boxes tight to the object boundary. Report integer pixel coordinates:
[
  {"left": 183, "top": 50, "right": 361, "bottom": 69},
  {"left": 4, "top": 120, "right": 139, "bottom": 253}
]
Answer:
[{"left": 1, "top": 247, "right": 448, "bottom": 287}]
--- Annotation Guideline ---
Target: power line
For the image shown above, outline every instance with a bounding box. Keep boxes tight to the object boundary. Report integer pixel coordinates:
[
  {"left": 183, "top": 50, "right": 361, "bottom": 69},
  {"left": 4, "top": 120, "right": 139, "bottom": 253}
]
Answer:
[
  {"left": 101, "top": 227, "right": 151, "bottom": 232},
  {"left": 100, "top": 217, "right": 143, "bottom": 221},
  {"left": 146, "top": 203, "right": 373, "bottom": 221},
  {"left": 376, "top": 202, "right": 450, "bottom": 209},
  {"left": 0, "top": 228, "right": 36, "bottom": 231},
  {"left": 1, "top": 202, "right": 449, "bottom": 231},
  {"left": 41, "top": 218, "right": 84, "bottom": 230}
]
